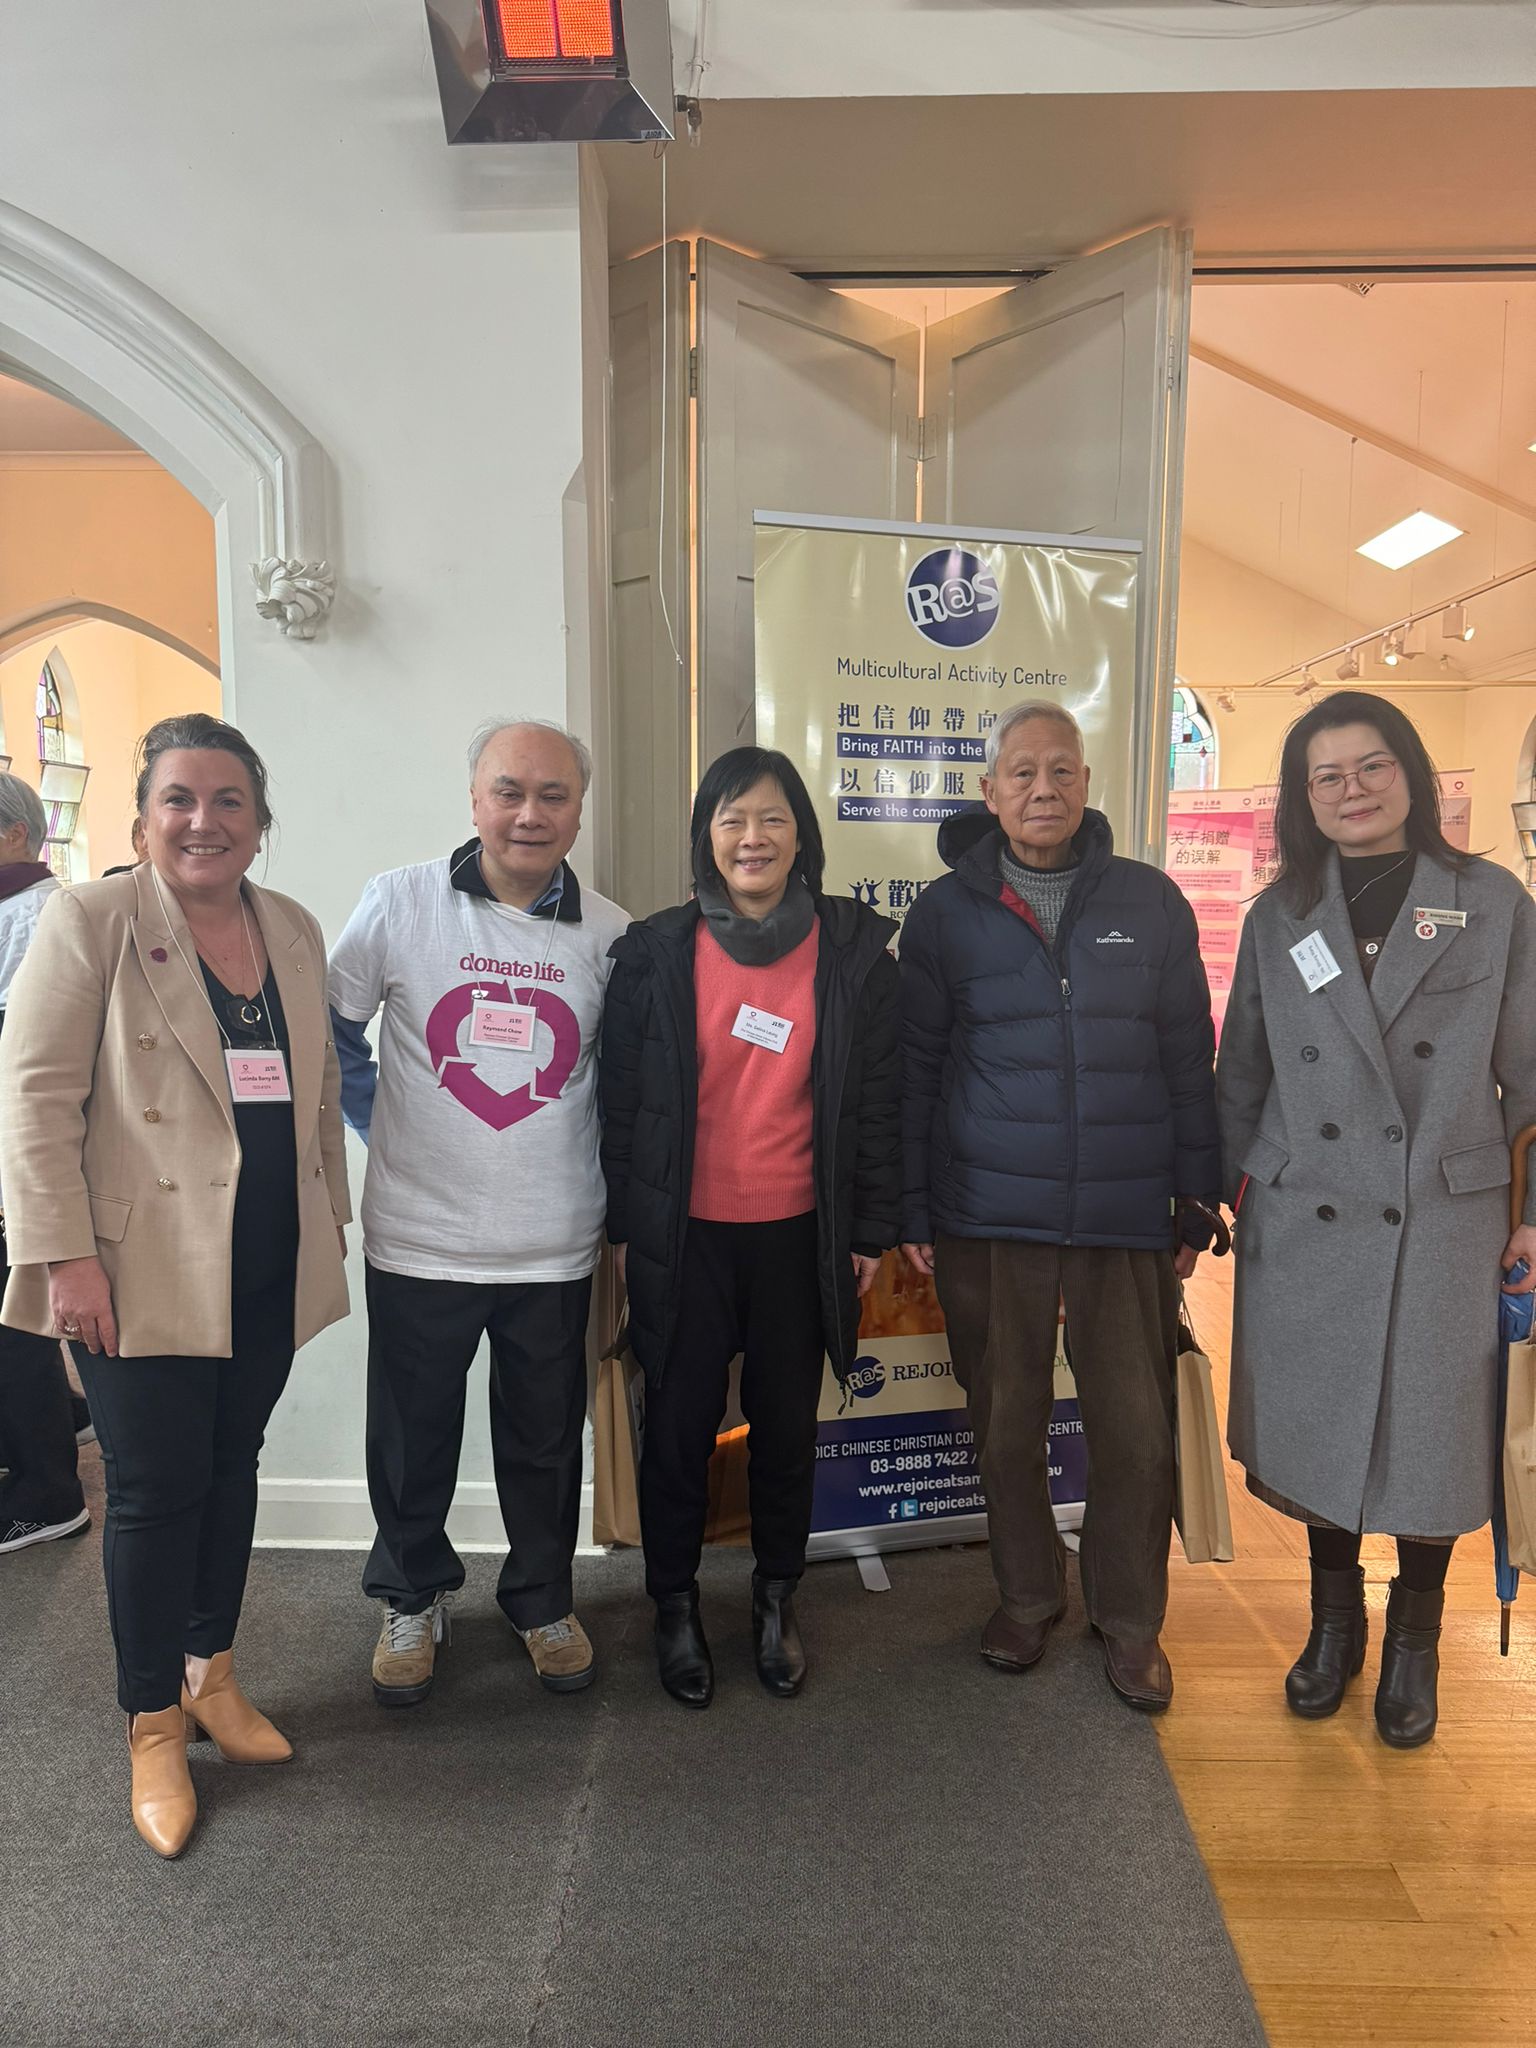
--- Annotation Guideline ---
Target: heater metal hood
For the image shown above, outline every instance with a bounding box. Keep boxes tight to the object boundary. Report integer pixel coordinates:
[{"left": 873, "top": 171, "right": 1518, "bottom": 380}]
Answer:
[{"left": 427, "top": 0, "right": 675, "bottom": 145}]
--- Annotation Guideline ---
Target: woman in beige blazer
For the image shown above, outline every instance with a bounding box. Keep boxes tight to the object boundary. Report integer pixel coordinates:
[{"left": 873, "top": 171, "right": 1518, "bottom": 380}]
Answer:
[{"left": 0, "top": 712, "right": 350, "bottom": 1858}]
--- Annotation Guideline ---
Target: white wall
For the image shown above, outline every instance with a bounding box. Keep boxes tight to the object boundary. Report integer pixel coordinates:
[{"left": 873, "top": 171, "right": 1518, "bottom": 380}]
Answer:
[
  {"left": 673, "top": 0, "right": 1536, "bottom": 99},
  {"left": 0, "top": 1, "right": 600, "bottom": 1537},
  {"left": 1176, "top": 537, "right": 1371, "bottom": 698}
]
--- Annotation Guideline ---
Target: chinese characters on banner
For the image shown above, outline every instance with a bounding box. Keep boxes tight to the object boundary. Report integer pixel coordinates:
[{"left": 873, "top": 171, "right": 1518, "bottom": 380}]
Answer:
[
  {"left": 755, "top": 514, "right": 1140, "bottom": 1558},
  {"left": 1166, "top": 772, "right": 1473, "bottom": 1040}
]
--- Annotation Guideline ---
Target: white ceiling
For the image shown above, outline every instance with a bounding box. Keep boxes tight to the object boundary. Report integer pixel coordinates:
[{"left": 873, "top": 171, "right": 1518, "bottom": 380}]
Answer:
[{"left": 1183, "top": 280, "right": 1536, "bottom": 682}]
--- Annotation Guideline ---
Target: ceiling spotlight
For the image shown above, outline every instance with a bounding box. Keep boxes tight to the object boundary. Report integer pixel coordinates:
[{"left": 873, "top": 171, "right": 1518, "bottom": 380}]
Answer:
[
  {"left": 1381, "top": 628, "right": 1406, "bottom": 667},
  {"left": 1337, "top": 647, "right": 1361, "bottom": 681},
  {"left": 1442, "top": 603, "right": 1475, "bottom": 642},
  {"left": 1357, "top": 511, "right": 1464, "bottom": 571}
]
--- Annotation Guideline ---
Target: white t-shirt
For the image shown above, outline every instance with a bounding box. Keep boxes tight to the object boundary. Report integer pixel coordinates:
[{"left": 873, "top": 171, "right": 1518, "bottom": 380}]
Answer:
[{"left": 327, "top": 858, "right": 630, "bottom": 1283}]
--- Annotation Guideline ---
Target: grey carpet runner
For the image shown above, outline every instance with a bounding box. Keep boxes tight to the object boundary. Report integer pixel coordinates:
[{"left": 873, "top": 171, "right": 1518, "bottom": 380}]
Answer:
[{"left": 0, "top": 1494, "right": 1264, "bottom": 2048}]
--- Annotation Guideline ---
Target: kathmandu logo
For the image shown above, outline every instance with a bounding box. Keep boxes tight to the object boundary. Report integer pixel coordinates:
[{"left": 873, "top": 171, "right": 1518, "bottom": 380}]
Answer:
[
  {"left": 905, "top": 546, "right": 1001, "bottom": 650},
  {"left": 424, "top": 981, "right": 580, "bottom": 1131},
  {"left": 1096, "top": 929, "right": 1135, "bottom": 945}
]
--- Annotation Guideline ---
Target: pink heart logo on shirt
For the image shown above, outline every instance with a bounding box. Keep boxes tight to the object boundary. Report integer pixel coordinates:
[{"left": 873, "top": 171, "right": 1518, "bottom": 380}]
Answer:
[{"left": 424, "top": 981, "right": 580, "bottom": 1131}]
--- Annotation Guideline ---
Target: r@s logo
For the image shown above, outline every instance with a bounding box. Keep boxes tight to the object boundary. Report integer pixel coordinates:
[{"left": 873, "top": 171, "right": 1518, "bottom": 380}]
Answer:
[
  {"left": 844, "top": 1355, "right": 887, "bottom": 1402},
  {"left": 905, "top": 546, "right": 1001, "bottom": 650}
]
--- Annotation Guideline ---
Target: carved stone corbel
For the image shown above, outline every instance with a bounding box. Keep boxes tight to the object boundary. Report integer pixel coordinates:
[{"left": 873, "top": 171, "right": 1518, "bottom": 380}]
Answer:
[{"left": 252, "top": 557, "right": 337, "bottom": 641}]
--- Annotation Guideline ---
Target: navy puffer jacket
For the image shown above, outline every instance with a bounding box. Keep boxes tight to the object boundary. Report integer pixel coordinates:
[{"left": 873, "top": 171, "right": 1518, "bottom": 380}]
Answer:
[{"left": 900, "top": 807, "right": 1219, "bottom": 1249}]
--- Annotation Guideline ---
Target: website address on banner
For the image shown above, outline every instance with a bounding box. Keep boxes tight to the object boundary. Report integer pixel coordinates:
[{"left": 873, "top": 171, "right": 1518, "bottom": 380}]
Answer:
[{"left": 856, "top": 1472, "right": 982, "bottom": 1502}]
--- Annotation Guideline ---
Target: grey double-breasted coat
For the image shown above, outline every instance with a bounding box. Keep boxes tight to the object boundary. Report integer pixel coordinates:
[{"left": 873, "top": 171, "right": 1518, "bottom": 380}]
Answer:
[{"left": 1217, "top": 850, "right": 1536, "bottom": 1537}]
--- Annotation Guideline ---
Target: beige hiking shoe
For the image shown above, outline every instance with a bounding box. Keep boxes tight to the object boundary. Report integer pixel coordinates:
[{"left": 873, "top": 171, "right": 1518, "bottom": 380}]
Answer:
[
  {"left": 516, "top": 1613, "right": 595, "bottom": 1693},
  {"left": 371, "top": 1593, "right": 450, "bottom": 1707}
]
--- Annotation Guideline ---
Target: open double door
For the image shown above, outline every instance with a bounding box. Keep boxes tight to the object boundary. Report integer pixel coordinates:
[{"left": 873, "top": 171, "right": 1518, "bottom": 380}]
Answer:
[{"left": 609, "top": 229, "right": 1192, "bottom": 915}]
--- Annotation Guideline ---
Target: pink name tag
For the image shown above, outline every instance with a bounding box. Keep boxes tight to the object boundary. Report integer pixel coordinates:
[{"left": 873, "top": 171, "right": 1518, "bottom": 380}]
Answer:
[
  {"left": 468, "top": 1000, "right": 536, "bottom": 1052},
  {"left": 225, "top": 1050, "right": 292, "bottom": 1102}
]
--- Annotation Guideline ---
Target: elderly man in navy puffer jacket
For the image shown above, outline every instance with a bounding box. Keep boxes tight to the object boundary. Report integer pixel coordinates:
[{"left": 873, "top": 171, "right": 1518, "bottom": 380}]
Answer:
[{"left": 900, "top": 700, "right": 1220, "bottom": 1713}]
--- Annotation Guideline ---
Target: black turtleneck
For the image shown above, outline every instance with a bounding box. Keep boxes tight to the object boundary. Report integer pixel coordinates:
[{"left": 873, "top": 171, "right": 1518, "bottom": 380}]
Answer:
[{"left": 1340, "top": 850, "right": 1414, "bottom": 943}]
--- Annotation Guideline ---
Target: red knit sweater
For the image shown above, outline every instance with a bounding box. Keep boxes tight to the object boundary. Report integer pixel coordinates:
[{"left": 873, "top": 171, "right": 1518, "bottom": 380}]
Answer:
[{"left": 689, "top": 920, "right": 820, "bottom": 1223}]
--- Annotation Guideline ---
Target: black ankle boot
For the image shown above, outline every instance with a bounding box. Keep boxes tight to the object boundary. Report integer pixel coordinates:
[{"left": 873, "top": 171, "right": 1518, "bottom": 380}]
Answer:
[
  {"left": 1286, "top": 1563, "right": 1368, "bottom": 1719},
  {"left": 654, "top": 1586, "right": 713, "bottom": 1708},
  {"left": 1375, "top": 1578, "right": 1443, "bottom": 1749},
  {"left": 752, "top": 1574, "right": 806, "bottom": 1698}
]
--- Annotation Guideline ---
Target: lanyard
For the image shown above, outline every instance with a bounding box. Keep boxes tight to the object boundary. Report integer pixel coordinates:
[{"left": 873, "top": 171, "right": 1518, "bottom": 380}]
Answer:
[{"left": 150, "top": 867, "right": 271, "bottom": 1052}]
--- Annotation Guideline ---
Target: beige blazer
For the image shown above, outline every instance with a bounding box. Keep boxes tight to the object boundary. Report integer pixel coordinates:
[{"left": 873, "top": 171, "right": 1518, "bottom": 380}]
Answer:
[{"left": 0, "top": 865, "right": 351, "bottom": 1358}]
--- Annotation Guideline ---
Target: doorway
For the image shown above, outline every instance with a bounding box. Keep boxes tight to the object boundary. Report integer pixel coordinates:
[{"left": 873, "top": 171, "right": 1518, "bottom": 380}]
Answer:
[
  {"left": 0, "top": 371, "right": 220, "bottom": 873},
  {"left": 608, "top": 228, "right": 1191, "bottom": 912},
  {"left": 1170, "top": 272, "right": 1536, "bottom": 1021}
]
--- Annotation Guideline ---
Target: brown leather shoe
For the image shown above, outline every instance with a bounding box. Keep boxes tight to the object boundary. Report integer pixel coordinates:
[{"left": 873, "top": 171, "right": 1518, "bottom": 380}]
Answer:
[
  {"left": 183, "top": 1651, "right": 293, "bottom": 1764},
  {"left": 981, "top": 1599, "right": 1067, "bottom": 1672},
  {"left": 128, "top": 1707, "right": 197, "bottom": 1858},
  {"left": 1098, "top": 1631, "right": 1173, "bottom": 1712}
]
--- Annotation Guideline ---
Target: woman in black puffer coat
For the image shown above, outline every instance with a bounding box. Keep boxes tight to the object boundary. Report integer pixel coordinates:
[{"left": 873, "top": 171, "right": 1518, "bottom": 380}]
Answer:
[{"left": 600, "top": 747, "right": 899, "bottom": 1708}]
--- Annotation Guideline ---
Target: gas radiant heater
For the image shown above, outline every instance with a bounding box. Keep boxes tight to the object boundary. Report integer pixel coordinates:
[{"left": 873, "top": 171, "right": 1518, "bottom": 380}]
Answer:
[{"left": 426, "top": 0, "right": 675, "bottom": 144}]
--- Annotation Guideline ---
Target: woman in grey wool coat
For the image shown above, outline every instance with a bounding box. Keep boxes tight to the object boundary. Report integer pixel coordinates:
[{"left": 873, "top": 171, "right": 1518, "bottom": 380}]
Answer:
[{"left": 1218, "top": 692, "right": 1536, "bottom": 1749}]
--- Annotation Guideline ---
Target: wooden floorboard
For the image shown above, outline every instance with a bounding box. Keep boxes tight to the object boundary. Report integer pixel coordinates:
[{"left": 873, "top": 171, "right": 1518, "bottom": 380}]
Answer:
[{"left": 1159, "top": 1259, "right": 1534, "bottom": 2046}]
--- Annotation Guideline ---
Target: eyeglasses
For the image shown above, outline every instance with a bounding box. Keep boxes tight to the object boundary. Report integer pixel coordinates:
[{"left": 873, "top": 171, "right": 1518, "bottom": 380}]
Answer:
[{"left": 1307, "top": 758, "right": 1399, "bottom": 805}]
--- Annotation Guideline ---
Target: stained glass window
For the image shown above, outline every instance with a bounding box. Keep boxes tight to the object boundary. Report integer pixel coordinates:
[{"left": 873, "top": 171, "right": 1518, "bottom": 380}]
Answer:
[
  {"left": 35, "top": 661, "right": 85, "bottom": 881},
  {"left": 1169, "top": 685, "right": 1217, "bottom": 792},
  {"left": 36, "top": 662, "right": 66, "bottom": 764}
]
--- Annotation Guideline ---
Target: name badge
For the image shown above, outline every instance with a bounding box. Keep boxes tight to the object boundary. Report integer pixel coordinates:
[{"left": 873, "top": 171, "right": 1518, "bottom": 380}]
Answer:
[
  {"left": 225, "top": 1050, "right": 292, "bottom": 1102},
  {"left": 731, "top": 1003, "right": 794, "bottom": 1054},
  {"left": 1413, "top": 906, "right": 1467, "bottom": 931},
  {"left": 468, "top": 1000, "right": 536, "bottom": 1053},
  {"left": 1289, "top": 931, "right": 1342, "bottom": 994}
]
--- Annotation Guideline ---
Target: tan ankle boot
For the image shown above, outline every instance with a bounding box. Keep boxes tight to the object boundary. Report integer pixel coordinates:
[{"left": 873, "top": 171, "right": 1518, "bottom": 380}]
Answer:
[
  {"left": 128, "top": 1707, "right": 197, "bottom": 1858},
  {"left": 182, "top": 1651, "right": 293, "bottom": 1764}
]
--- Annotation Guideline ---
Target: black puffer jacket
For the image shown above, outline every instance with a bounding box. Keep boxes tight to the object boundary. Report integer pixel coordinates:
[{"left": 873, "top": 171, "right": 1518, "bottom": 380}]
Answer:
[
  {"left": 901, "top": 807, "right": 1220, "bottom": 1250},
  {"left": 599, "top": 896, "right": 900, "bottom": 1385}
]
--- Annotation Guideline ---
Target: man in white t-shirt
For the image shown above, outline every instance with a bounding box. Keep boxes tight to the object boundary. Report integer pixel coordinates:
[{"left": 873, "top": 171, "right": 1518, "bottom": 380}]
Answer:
[{"left": 328, "top": 720, "right": 628, "bottom": 1706}]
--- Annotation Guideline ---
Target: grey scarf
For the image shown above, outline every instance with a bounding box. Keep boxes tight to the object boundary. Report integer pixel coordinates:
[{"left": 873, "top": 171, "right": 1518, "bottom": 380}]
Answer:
[{"left": 696, "top": 874, "right": 816, "bottom": 967}]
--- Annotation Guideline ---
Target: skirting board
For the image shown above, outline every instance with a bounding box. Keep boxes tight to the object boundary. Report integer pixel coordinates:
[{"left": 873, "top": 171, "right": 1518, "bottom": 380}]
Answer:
[{"left": 254, "top": 1478, "right": 598, "bottom": 1554}]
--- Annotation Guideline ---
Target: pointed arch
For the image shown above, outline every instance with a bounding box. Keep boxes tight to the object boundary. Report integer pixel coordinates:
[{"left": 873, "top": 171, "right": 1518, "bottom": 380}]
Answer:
[
  {"left": 0, "top": 200, "right": 335, "bottom": 656},
  {"left": 0, "top": 599, "right": 220, "bottom": 679}
]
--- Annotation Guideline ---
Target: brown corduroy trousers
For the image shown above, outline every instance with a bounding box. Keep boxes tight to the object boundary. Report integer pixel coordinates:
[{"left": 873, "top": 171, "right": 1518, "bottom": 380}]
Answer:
[{"left": 935, "top": 1237, "right": 1179, "bottom": 1640}]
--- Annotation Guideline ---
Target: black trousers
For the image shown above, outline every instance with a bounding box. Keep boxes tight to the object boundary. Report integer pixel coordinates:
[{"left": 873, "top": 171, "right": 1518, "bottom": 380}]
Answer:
[
  {"left": 641, "top": 1212, "right": 826, "bottom": 1600},
  {"left": 361, "top": 1262, "right": 592, "bottom": 1630},
  {"left": 0, "top": 1225, "right": 84, "bottom": 1527},
  {"left": 72, "top": 1281, "right": 296, "bottom": 1713}
]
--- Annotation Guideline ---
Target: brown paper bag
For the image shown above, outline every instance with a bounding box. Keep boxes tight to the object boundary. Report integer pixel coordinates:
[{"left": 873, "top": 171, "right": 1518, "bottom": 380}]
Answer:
[
  {"left": 592, "top": 1309, "right": 643, "bottom": 1548},
  {"left": 1504, "top": 1332, "right": 1536, "bottom": 1576},
  {"left": 1174, "top": 1310, "right": 1234, "bottom": 1566}
]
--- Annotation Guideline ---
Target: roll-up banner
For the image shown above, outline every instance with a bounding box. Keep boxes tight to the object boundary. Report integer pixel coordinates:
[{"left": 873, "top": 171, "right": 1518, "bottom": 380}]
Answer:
[{"left": 753, "top": 512, "right": 1141, "bottom": 1561}]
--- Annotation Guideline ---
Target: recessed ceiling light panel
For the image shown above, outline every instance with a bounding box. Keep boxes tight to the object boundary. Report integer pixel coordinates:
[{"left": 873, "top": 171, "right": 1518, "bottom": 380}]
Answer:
[{"left": 1356, "top": 512, "right": 1464, "bottom": 572}]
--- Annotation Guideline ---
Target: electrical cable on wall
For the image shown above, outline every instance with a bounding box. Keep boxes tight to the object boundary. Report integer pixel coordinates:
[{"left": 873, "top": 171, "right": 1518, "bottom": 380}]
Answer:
[
  {"left": 1041, "top": 0, "right": 1369, "bottom": 38},
  {"left": 656, "top": 145, "right": 684, "bottom": 673}
]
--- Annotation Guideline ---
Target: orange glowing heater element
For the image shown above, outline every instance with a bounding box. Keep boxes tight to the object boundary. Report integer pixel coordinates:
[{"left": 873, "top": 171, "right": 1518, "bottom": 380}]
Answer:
[{"left": 492, "top": 0, "right": 616, "bottom": 60}]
